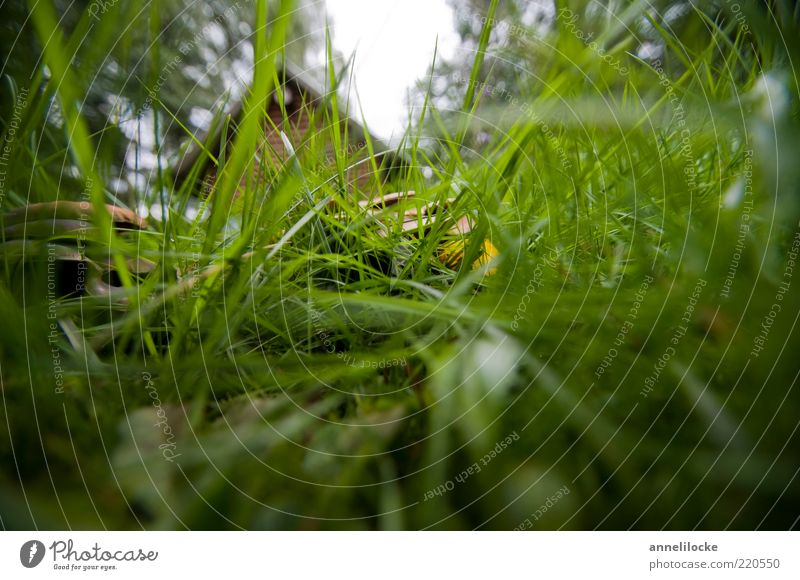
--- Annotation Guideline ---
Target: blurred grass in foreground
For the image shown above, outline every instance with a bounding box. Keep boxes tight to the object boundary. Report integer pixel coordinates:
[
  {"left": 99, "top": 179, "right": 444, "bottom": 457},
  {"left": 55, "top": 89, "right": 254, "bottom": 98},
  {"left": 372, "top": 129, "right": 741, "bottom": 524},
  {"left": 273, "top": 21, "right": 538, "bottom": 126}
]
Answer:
[{"left": 0, "top": 0, "right": 799, "bottom": 529}]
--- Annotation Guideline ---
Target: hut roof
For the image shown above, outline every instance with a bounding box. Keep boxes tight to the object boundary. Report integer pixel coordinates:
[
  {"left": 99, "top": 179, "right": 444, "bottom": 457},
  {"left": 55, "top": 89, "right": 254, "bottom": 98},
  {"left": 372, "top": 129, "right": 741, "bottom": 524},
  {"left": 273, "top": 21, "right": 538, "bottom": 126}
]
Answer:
[{"left": 171, "top": 60, "right": 391, "bottom": 183}]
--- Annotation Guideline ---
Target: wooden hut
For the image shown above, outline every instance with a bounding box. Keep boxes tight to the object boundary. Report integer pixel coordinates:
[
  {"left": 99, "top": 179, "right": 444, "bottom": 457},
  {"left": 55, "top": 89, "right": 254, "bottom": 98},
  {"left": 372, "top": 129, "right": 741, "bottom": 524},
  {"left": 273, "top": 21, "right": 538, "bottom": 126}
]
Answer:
[{"left": 171, "top": 60, "right": 399, "bottom": 194}]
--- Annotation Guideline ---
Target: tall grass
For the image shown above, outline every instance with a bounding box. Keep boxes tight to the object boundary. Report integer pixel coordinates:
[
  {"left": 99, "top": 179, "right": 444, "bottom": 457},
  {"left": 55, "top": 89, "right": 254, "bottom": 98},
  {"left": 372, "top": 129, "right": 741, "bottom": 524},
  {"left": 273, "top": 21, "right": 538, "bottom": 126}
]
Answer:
[{"left": 0, "top": 0, "right": 798, "bottom": 530}]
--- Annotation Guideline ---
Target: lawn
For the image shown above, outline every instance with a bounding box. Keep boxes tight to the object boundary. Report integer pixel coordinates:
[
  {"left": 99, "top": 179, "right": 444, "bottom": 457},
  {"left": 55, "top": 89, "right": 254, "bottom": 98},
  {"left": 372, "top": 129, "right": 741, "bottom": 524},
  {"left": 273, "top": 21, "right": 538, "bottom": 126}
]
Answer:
[{"left": 0, "top": 0, "right": 798, "bottom": 530}]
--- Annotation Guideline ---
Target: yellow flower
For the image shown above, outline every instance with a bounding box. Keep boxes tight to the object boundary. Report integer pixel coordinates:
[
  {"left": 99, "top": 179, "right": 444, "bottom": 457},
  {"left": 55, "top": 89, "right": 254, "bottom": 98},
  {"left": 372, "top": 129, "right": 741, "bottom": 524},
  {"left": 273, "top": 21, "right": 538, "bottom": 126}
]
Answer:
[
  {"left": 439, "top": 238, "right": 498, "bottom": 274},
  {"left": 348, "top": 191, "right": 498, "bottom": 274}
]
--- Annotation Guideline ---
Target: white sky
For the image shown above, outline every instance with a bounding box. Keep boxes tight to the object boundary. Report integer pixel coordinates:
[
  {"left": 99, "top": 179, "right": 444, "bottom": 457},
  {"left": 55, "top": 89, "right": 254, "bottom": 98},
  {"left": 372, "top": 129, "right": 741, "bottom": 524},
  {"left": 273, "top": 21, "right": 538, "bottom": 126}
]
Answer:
[{"left": 325, "top": 0, "right": 460, "bottom": 142}]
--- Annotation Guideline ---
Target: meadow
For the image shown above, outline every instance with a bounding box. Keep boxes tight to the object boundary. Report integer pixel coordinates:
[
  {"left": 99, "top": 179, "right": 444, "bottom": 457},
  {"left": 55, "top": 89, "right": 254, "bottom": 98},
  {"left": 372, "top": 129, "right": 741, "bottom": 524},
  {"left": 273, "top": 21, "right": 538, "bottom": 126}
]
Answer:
[{"left": 0, "top": 0, "right": 798, "bottom": 530}]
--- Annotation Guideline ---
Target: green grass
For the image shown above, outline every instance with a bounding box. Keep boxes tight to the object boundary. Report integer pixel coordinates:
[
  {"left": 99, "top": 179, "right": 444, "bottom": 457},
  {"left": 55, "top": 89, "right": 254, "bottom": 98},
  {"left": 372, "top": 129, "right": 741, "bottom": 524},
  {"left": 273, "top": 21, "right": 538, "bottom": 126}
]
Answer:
[{"left": 1, "top": 1, "right": 799, "bottom": 530}]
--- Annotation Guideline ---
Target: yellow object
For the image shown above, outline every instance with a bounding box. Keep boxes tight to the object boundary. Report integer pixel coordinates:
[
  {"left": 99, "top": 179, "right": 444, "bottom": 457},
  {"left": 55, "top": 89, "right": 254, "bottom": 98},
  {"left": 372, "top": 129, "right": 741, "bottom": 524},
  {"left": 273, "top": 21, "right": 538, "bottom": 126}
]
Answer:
[
  {"left": 439, "top": 238, "right": 498, "bottom": 273},
  {"left": 350, "top": 191, "right": 498, "bottom": 274}
]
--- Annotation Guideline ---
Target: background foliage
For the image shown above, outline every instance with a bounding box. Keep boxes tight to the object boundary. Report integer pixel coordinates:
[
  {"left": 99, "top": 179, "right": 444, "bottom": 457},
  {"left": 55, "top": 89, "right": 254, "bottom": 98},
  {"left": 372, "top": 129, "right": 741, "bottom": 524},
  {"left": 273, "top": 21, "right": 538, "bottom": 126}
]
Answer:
[{"left": 1, "top": 0, "right": 799, "bottom": 529}]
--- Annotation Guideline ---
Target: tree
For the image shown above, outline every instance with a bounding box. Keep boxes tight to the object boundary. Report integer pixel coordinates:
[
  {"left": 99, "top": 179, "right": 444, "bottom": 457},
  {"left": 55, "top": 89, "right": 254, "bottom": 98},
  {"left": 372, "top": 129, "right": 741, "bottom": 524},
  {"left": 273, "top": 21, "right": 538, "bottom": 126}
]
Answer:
[{"left": 1, "top": 0, "right": 326, "bottom": 205}]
